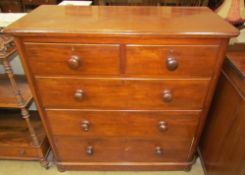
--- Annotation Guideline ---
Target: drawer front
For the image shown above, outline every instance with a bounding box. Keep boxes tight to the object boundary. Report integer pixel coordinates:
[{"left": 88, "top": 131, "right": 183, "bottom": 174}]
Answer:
[
  {"left": 24, "top": 43, "right": 120, "bottom": 75},
  {"left": 0, "top": 146, "right": 38, "bottom": 159},
  {"left": 36, "top": 78, "right": 209, "bottom": 110},
  {"left": 45, "top": 110, "right": 199, "bottom": 139},
  {"left": 126, "top": 45, "right": 219, "bottom": 78},
  {"left": 54, "top": 136, "right": 192, "bottom": 162}
]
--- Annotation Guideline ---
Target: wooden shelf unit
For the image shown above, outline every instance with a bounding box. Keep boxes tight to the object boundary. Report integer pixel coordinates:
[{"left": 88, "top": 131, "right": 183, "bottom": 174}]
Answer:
[{"left": 0, "top": 33, "right": 50, "bottom": 168}]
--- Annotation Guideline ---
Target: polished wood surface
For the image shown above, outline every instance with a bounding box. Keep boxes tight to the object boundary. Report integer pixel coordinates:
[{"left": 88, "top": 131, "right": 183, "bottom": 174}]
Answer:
[
  {"left": 4, "top": 6, "right": 238, "bottom": 38},
  {"left": 36, "top": 77, "right": 209, "bottom": 110},
  {"left": 226, "top": 44, "right": 245, "bottom": 80},
  {"left": 4, "top": 6, "right": 238, "bottom": 171},
  {"left": 0, "top": 110, "right": 49, "bottom": 160},
  {"left": 0, "top": 75, "right": 32, "bottom": 108},
  {"left": 199, "top": 45, "right": 245, "bottom": 175},
  {"left": 24, "top": 43, "right": 120, "bottom": 76},
  {"left": 0, "top": 33, "right": 50, "bottom": 167},
  {"left": 54, "top": 136, "right": 193, "bottom": 162},
  {"left": 126, "top": 44, "right": 219, "bottom": 78},
  {"left": 45, "top": 110, "right": 199, "bottom": 138}
]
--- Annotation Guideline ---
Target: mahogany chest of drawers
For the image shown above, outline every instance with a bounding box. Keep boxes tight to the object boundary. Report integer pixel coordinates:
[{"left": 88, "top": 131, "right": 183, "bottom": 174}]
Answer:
[{"left": 4, "top": 5, "right": 238, "bottom": 171}]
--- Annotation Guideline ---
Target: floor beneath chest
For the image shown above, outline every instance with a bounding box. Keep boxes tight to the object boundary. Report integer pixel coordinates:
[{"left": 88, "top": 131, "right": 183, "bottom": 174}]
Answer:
[{"left": 0, "top": 158, "right": 204, "bottom": 175}]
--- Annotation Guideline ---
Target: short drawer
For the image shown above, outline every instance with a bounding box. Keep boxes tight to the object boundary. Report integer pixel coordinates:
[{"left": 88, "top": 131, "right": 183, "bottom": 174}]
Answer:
[
  {"left": 36, "top": 78, "right": 209, "bottom": 110},
  {"left": 45, "top": 110, "right": 199, "bottom": 139},
  {"left": 54, "top": 136, "right": 192, "bottom": 162},
  {"left": 0, "top": 146, "right": 39, "bottom": 159},
  {"left": 24, "top": 43, "right": 120, "bottom": 75},
  {"left": 126, "top": 45, "right": 219, "bottom": 78}
]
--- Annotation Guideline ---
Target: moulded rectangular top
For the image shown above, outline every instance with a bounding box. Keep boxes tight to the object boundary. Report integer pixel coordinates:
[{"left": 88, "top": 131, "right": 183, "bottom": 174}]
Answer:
[{"left": 4, "top": 5, "right": 239, "bottom": 38}]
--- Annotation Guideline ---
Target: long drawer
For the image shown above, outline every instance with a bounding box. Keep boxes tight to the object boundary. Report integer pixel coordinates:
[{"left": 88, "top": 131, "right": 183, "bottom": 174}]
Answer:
[
  {"left": 53, "top": 136, "right": 193, "bottom": 162},
  {"left": 24, "top": 43, "right": 120, "bottom": 76},
  {"left": 45, "top": 110, "right": 199, "bottom": 139},
  {"left": 35, "top": 77, "right": 209, "bottom": 110},
  {"left": 126, "top": 44, "right": 219, "bottom": 78}
]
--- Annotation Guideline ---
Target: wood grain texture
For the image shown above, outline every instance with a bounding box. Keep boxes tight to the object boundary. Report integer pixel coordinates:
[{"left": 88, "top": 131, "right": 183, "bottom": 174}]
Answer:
[
  {"left": 0, "top": 110, "right": 49, "bottom": 160},
  {"left": 226, "top": 51, "right": 245, "bottom": 79},
  {"left": 45, "top": 110, "right": 200, "bottom": 138},
  {"left": 53, "top": 136, "right": 193, "bottom": 162},
  {"left": 0, "top": 75, "right": 32, "bottom": 108},
  {"left": 199, "top": 46, "right": 245, "bottom": 175},
  {"left": 35, "top": 77, "right": 210, "bottom": 110},
  {"left": 200, "top": 73, "right": 245, "bottom": 175},
  {"left": 24, "top": 43, "right": 120, "bottom": 76},
  {"left": 126, "top": 44, "right": 219, "bottom": 78},
  {"left": 14, "top": 37, "right": 62, "bottom": 165},
  {"left": 226, "top": 44, "right": 245, "bottom": 81},
  {"left": 4, "top": 6, "right": 239, "bottom": 38},
  {"left": 6, "top": 6, "right": 238, "bottom": 171}
]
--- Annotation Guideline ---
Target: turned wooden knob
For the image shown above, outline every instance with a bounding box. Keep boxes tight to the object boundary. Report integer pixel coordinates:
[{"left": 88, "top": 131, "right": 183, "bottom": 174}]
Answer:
[
  {"left": 162, "top": 89, "right": 172, "bottom": 103},
  {"left": 155, "top": 146, "right": 163, "bottom": 155},
  {"left": 67, "top": 55, "right": 80, "bottom": 69},
  {"left": 159, "top": 121, "right": 168, "bottom": 132},
  {"left": 81, "top": 120, "right": 90, "bottom": 131},
  {"left": 166, "top": 57, "right": 178, "bottom": 71},
  {"left": 86, "top": 146, "right": 94, "bottom": 156},
  {"left": 74, "top": 89, "right": 84, "bottom": 101}
]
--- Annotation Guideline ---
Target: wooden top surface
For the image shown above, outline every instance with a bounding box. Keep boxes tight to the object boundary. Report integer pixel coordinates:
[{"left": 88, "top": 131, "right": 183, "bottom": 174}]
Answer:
[{"left": 4, "top": 5, "right": 239, "bottom": 38}]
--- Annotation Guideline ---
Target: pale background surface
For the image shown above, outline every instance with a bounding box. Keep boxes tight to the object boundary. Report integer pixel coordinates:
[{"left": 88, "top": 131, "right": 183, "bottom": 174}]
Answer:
[{"left": 0, "top": 159, "right": 204, "bottom": 175}]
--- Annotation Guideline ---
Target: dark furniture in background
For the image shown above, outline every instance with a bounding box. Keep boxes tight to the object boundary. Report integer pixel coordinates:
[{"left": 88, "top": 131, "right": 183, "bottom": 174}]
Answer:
[
  {"left": 0, "top": 0, "right": 22, "bottom": 12},
  {"left": 199, "top": 44, "right": 245, "bottom": 175},
  {"left": 95, "top": 0, "right": 209, "bottom": 6},
  {"left": 4, "top": 6, "right": 238, "bottom": 171},
  {"left": 0, "top": 0, "right": 224, "bottom": 12},
  {"left": 22, "top": 0, "right": 57, "bottom": 12},
  {"left": 0, "top": 0, "right": 57, "bottom": 12}
]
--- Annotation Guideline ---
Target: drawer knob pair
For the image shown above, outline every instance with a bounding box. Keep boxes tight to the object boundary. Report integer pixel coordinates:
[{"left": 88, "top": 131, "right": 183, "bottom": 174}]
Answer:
[
  {"left": 86, "top": 146, "right": 94, "bottom": 156},
  {"left": 67, "top": 55, "right": 81, "bottom": 70},
  {"left": 162, "top": 89, "right": 172, "bottom": 103},
  {"left": 159, "top": 121, "right": 168, "bottom": 132},
  {"left": 166, "top": 57, "right": 178, "bottom": 71},
  {"left": 155, "top": 146, "right": 163, "bottom": 155},
  {"left": 81, "top": 120, "right": 90, "bottom": 131}
]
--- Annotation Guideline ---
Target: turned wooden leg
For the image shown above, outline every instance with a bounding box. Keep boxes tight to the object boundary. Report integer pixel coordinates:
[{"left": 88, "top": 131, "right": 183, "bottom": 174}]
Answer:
[
  {"left": 184, "top": 166, "right": 192, "bottom": 172},
  {"left": 40, "top": 158, "right": 50, "bottom": 169}
]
